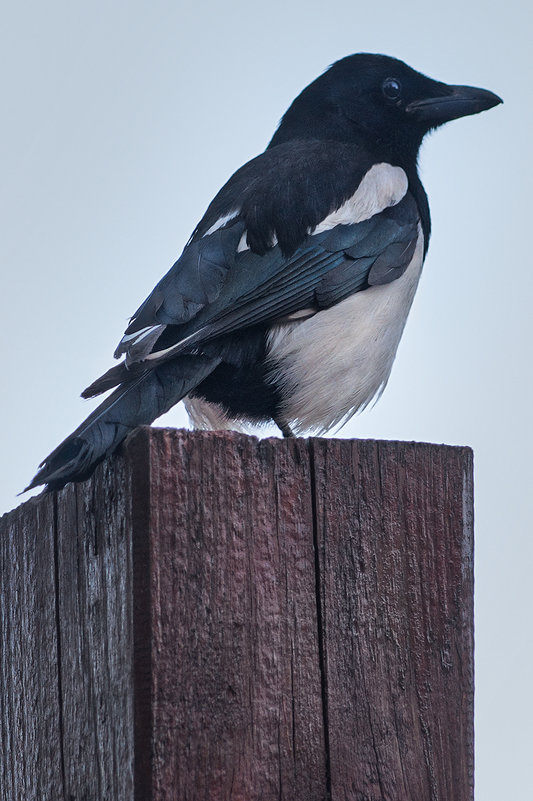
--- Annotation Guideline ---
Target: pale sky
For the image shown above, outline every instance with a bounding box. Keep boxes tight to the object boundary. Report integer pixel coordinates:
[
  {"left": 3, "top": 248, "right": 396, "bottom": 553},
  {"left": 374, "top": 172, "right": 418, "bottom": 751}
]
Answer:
[{"left": 1, "top": 1, "right": 531, "bottom": 797}]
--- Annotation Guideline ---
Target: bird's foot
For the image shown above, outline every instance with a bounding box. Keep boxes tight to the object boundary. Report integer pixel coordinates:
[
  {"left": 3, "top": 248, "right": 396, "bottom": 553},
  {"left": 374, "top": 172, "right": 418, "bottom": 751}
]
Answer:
[{"left": 275, "top": 418, "right": 295, "bottom": 438}]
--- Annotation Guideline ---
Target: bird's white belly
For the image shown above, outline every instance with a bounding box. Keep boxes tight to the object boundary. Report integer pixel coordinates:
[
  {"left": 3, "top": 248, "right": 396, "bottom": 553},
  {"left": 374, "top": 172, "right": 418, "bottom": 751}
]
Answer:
[{"left": 266, "top": 226, "right": 424, "bottom": 433}]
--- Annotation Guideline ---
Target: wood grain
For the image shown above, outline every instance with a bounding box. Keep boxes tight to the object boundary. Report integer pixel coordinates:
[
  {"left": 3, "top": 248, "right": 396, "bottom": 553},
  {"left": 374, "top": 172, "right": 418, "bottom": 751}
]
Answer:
[
  {"left": 54, "top": 456, "right": 134, "bottom": 800},
  {"left": 0, "top": 454, "right": 134, "bottom": 801},
  {"left": 0, "top": 429, "right": 474, "bottom": 801},
  {"left": 0, "top": 494, "right": 63, "bottom": 801},
  {"left": 140, "top": 429, "right": 326, "bottom": 801},
  {"left": 310, "top": 439, "right": 474, "bottom": 801}
]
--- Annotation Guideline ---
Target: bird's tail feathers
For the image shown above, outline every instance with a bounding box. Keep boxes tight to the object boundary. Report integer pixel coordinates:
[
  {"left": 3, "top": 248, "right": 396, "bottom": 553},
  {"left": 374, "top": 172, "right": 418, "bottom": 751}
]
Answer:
[{"left": 26, "top": 355, "right": 220, "bottom": 492}]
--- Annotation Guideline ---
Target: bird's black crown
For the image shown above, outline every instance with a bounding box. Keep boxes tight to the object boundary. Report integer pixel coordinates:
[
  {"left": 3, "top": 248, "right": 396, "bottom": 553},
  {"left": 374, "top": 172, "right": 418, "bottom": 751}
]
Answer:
[{"left": 269, "top": 53, "right": 501, "bottom": 167}]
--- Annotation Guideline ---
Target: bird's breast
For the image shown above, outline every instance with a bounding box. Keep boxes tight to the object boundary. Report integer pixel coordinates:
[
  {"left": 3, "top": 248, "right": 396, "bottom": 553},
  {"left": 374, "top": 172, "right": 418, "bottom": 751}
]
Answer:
[{"left": 266, "top": 225, "right": 424, "bottom": 433}]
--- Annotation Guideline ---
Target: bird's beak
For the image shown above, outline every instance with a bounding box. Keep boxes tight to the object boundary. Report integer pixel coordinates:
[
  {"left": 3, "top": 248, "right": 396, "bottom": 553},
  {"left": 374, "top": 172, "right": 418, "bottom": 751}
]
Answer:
[{"left": 406, "top": 84, "right": 503, "bottom": 124}]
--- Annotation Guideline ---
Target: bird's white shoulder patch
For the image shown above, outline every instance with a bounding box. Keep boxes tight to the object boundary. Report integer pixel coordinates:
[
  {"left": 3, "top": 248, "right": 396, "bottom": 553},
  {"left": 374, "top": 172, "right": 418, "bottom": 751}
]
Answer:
[
  {"left": 312, "top": 163, "right": 408, "bottom": 234},
  {"left": 267, "top": 225, "right": 424, "bottom": 434}
]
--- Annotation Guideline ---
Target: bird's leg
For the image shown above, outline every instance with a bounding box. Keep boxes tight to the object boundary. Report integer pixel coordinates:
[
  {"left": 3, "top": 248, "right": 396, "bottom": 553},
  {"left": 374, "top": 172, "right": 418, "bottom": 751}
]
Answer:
[{"left": 275, "top": 418, "right": 295, "bottom": 438}]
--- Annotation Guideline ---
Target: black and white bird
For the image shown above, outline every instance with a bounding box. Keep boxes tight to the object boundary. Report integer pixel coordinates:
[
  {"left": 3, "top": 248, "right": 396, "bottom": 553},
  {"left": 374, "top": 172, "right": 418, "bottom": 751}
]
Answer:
[{"left": 27, "top": 54, "right": 501, "bottom": 491}]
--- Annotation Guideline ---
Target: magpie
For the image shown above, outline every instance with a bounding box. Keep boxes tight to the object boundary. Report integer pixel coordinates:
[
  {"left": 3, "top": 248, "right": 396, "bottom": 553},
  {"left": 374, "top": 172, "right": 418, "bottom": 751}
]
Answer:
[{"left": 27, "top": 53, "right": 501, "bottom": 491}]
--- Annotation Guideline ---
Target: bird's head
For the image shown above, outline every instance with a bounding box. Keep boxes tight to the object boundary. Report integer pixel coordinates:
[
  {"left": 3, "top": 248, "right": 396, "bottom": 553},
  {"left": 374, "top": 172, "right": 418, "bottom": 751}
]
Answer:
[{"left": 269, "top": 53, "right": 502, "bottom": 166}]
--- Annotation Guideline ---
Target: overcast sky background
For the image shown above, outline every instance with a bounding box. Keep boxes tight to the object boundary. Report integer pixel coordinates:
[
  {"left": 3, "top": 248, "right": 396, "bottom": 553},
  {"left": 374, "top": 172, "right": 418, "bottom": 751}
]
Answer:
[{"left": 1, "top": 1, "right": 531, "bottom": 797}]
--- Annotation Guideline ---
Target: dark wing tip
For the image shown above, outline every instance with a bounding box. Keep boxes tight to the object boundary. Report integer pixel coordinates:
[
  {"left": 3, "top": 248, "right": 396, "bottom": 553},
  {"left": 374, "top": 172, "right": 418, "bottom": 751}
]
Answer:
[
  {"left": 24, "top": 437, "right": 90, "bottom": 493},
  {"left": 81, "top": 361, "right": 139, "bottom": 398}
]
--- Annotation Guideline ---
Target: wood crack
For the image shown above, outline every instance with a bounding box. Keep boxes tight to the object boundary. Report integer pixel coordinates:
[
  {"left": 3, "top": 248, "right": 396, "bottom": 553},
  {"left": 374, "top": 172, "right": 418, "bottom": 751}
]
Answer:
[
  {"left": 52, "top": 492, "right": 67, "bottom": 801},
  {"left": 309, "top": 439, "right": 332, "bottom": 801}
]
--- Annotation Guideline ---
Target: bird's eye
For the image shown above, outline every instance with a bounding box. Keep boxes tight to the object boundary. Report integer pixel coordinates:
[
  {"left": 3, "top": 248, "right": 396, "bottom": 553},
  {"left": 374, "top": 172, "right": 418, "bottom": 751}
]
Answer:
[{"left": 382, "top": 78, "right": 402, "bottom": 100}]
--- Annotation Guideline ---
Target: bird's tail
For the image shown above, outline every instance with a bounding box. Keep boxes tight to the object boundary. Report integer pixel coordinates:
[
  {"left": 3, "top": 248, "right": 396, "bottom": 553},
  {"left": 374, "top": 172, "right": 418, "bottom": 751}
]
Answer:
[{"left": 26, "top": 355, "right": 220, "bottom": 492}]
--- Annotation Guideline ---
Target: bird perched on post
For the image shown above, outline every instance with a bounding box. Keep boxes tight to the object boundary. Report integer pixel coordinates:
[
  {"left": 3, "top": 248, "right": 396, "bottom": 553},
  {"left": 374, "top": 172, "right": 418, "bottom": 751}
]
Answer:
[{"left": 27, "top": 53, "right": 501, "bottom": 491}]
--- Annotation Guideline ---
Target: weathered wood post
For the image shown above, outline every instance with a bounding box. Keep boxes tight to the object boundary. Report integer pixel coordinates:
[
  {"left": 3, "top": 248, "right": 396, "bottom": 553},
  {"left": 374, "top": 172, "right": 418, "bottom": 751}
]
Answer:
[{"left": 0, "top": 428, "right": 474, "bottom": 801}]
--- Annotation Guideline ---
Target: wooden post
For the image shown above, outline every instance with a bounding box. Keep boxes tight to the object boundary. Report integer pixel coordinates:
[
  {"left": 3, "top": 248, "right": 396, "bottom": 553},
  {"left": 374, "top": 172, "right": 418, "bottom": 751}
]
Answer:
[{"left": 0, "top": 429, "right": 474, "bottom": 801}]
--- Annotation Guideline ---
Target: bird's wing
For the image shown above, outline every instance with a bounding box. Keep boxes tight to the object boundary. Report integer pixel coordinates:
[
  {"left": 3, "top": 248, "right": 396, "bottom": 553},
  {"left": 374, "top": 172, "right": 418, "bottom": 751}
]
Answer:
[
  {"left": 177, "top": 193, "right": 419, "bottom": 344},
  {"left": 114, "top": 140, "right": 380, "bottom": 357},
  {"left": 84, "top": 188, "right": 420, "bottom": 398}
]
